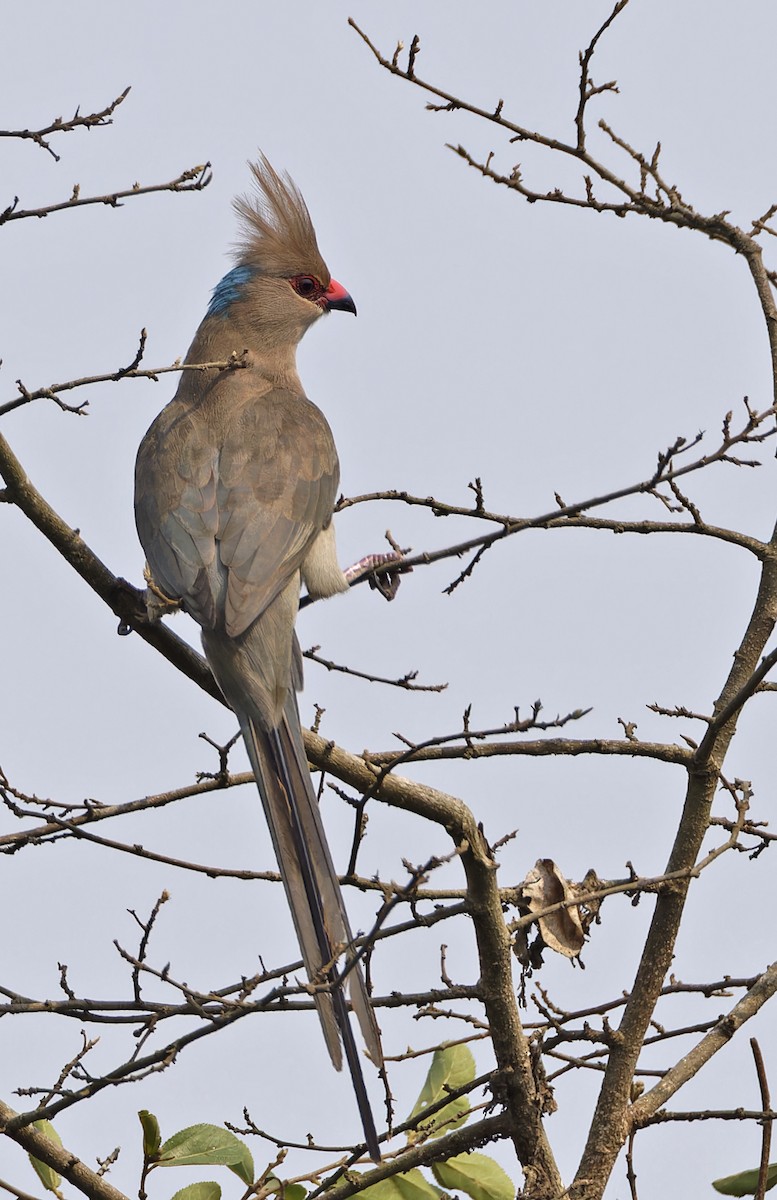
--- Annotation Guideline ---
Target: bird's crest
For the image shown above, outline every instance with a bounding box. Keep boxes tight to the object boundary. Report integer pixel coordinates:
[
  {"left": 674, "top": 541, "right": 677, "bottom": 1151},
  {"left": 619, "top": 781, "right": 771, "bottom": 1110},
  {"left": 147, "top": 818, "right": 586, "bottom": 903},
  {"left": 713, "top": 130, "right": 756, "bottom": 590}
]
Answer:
[{"left": 233, "top": 154, "right": 329, "bottom": 282}]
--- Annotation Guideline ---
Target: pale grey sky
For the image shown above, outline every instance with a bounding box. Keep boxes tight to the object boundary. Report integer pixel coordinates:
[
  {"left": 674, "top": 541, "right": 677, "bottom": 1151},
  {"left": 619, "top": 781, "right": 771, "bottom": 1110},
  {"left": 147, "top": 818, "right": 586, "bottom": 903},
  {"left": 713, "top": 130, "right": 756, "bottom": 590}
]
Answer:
[{"left": 3, "top": 3, "right": 777, "bottom": 1197}]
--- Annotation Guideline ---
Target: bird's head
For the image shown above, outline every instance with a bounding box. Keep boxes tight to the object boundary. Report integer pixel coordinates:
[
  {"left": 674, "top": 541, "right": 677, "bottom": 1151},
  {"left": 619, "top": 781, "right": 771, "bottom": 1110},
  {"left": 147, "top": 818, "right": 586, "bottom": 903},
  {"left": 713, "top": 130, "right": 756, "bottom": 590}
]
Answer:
[{"left": 204, "top": 155, "right": 355, "bottom": 355}]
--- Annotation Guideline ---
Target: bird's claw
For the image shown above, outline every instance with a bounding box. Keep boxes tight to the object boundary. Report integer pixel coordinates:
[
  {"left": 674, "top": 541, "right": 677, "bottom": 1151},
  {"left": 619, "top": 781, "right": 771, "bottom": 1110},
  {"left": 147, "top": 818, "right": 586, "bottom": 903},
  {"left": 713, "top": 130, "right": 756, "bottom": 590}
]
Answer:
[
  {"left": 344, "top": 551, "right": 407, "bottom": 601},
  {"left": 142, "top": 563, "right": 182, "bottom": 620}
]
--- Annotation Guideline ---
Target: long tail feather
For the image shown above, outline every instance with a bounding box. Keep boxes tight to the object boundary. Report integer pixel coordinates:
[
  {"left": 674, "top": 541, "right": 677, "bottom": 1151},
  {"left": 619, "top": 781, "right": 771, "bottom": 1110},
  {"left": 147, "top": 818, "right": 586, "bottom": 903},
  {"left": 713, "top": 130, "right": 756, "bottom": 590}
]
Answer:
[{"left": 239, "top": 704, "right": 382, "bottom": 1161}]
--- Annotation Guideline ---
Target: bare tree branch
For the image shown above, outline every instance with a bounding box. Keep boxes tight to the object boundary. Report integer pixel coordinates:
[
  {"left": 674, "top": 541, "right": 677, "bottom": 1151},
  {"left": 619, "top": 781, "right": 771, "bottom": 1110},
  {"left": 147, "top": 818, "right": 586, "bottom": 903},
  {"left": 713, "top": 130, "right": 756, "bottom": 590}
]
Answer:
[
  {"left": 0, "top": 1102, "right": 129, "bottom": 1200},
  {"left": 0, "top": 163, "right": 212, "bottom": 226},
  {"left": 0, "top": 88, "right": 131, "bottom": 159}
]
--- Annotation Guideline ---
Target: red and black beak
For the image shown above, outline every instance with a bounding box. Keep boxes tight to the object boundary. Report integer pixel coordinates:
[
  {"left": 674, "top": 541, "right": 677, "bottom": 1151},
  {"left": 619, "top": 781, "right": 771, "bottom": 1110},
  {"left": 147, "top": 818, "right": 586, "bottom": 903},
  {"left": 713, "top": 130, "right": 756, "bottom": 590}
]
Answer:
[{"left": 323, "top": 278, "right": 357, "bottom": 315}]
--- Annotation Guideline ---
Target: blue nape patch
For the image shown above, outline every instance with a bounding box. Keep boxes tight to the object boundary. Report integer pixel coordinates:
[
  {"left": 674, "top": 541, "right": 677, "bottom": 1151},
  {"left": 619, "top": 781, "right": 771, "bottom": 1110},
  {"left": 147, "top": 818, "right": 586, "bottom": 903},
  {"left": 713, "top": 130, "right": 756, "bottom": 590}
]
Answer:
[{"left": 207, "top": 265, "right": 256, "bottom": 316}]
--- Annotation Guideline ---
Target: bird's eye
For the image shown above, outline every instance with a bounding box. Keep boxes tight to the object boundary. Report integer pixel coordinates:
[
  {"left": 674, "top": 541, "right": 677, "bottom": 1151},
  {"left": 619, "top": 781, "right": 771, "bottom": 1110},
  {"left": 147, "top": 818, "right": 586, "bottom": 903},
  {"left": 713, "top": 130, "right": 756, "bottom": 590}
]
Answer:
[{"left": 290, "top": 274, "right": 321, "bottom": 300}]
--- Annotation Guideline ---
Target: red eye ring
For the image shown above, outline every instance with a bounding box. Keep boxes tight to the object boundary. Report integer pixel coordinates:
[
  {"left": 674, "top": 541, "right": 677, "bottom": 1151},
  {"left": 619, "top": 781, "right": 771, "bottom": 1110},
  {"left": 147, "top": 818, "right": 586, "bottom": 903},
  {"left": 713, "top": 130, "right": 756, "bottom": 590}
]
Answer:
[{"left": 290, "top": 274, "right": 323, "bottom": 301}]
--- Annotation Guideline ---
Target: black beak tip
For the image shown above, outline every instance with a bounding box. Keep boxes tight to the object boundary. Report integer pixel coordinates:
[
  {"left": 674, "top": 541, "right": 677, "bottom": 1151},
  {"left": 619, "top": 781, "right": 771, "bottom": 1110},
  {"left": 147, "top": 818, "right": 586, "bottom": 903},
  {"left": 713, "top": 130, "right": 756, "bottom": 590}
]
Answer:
[{"left": 327, "top": 294, "right": 357, "bottom": 317}]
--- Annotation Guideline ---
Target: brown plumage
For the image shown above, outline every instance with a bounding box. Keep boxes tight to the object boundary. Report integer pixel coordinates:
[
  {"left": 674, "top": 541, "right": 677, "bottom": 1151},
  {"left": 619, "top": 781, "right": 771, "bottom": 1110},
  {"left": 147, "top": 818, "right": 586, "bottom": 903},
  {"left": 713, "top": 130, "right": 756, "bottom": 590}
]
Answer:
[
  {"left": 135, "top": 156, "right": 382, "bottom": 1159},
  {"left": 233, "top": 157, "right": 330, "bottom": 281}
]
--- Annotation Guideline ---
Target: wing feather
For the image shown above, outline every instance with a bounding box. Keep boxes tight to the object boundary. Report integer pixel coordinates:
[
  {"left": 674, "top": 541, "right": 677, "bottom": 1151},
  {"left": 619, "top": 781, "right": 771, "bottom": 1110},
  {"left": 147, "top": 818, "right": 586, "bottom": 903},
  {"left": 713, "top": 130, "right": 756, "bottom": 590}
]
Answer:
[{"left": 135, "top": 377, "right": 339, "bottom": 636}]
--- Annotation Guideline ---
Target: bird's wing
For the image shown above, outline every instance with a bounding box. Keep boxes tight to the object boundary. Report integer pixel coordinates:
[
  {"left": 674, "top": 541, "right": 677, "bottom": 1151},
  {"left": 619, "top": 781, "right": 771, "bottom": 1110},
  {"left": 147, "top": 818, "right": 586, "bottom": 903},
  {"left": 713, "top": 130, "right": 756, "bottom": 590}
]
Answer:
[{"left": 135, "top": 380, "right": 340, "bottom": 636}]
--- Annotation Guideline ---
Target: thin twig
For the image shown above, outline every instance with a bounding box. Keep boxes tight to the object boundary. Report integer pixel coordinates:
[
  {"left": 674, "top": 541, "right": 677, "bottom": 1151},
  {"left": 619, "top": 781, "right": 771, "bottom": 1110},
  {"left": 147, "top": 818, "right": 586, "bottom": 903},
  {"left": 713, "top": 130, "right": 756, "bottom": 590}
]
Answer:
[
  {"left": 0, "top": 88, "right": 131, "bottom": 159},
  {"left": 750, "top": 1039, "right": 772, "bottom": 1200},
  {"left": 0, "top": 163, "right": 212, "bottom": 226}
]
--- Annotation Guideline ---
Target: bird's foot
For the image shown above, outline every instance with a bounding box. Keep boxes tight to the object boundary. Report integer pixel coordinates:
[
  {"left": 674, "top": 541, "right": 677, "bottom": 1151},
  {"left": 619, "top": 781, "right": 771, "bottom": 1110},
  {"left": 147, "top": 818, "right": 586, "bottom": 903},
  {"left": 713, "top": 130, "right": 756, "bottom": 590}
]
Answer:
[
  {"left": 142, "top": 564, "right": 183, "bottom": 620},
  {"left": 344, "top": 550, "right": 407, "bottom": 601}
]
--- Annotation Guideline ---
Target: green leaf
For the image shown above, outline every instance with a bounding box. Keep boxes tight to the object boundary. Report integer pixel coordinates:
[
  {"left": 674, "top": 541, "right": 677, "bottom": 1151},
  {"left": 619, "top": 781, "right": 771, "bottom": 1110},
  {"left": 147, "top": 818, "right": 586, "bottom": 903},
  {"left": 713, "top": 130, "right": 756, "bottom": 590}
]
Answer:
[
  {"left": 139, "top": 1110, "right": 162, "bottom": 1157},
  {"left": 169, "top": 1184, "right": 222, "bottom": 1200},
  {"left": 28, "top": 1120, "right": 62, "bottom": 1193},
  {"left": 407, "top": 1044, "right": 476, "bottom": 1140},
  {"left": 265, "top": 1180, "right": 307, "bottom": 1200},
  {"left": 157, "top": 1125, "right": 254, "bottom": 1184},
  {"left": 284, "top": 1187, "right": 308, "bottom": 1200},
  {"left": 713, "top": 1163, "right": 777, "bottom": 1196},
  {"left": 356, "top": 1168, "right": 443, "bottom": 1200},
  {"left": 432, "top": 1153, "right": 514, "bottom": 1200}
]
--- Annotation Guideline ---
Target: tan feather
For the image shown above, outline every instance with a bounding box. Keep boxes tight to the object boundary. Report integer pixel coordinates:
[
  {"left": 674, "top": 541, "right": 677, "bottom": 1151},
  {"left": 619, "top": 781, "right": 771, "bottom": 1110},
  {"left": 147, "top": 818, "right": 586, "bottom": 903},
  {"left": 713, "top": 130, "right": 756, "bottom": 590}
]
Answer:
[{"left": 233, "top": 153, "right": 329, "bottom": 281}]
